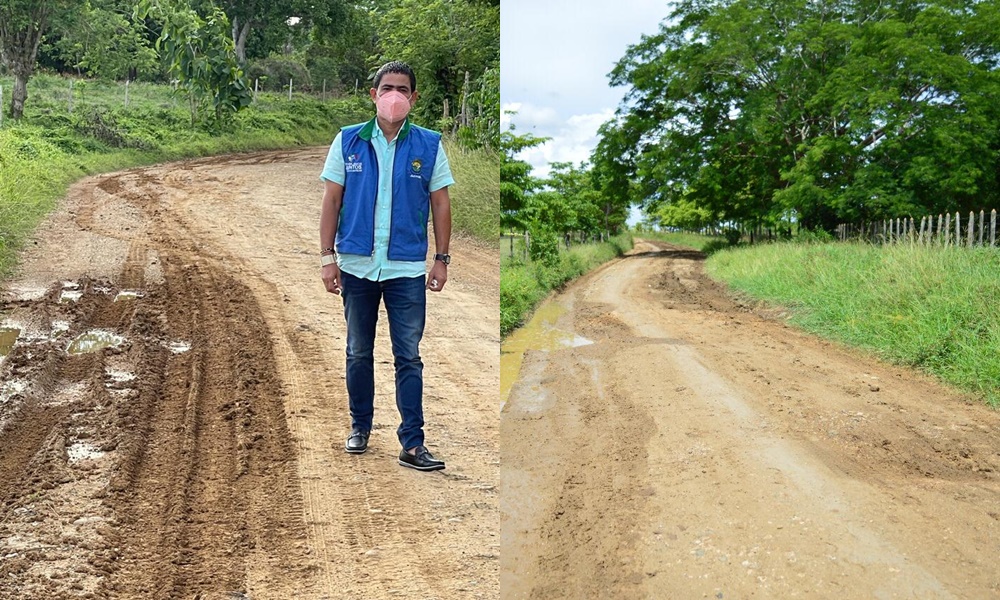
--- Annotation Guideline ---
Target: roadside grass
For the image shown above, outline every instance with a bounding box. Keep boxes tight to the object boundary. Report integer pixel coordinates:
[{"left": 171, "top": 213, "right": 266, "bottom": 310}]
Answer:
[
  {"left": 501, "top": 233, "right": 632, "bottom": 337},
  {"left": 706, "top": 241, "right": 1000, "bottom": 405},
  {"left": 445, "top": 141, "right": 499, "bottom": 240},
  {"left": 638, "top": 230, "right": 728, "bottom": 253},
  {"left": 0, "top": 73, "right": 497, "bottom": 278}
]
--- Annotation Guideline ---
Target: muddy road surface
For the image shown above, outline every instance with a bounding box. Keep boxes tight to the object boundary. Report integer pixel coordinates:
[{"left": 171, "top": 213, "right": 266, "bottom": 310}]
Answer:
[
  {"left": 501, "top": 240, "right": 1000, "bottom": 599},
  {"left": 0, "top": 148, "right": 499, "bottom": 599}
]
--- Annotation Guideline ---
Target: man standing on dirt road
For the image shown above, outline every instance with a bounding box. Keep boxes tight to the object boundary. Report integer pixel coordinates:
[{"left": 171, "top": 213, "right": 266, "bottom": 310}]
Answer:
[{"left": 319, "top": 61, "right": 453, "bottom": 472}]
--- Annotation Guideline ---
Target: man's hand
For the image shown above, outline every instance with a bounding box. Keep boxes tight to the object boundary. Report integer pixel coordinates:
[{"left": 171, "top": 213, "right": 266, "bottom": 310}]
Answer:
[
  {"left": 322, "top": 263, "right": 343, "bottom": 295},
  {"left": 427, "top": 261, "right": 448, "bottom": 292}
]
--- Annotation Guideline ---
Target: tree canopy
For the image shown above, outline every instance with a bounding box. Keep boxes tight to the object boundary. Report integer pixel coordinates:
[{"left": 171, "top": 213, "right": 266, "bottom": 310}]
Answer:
[
  {"left": 604, "top": 0, "right": 1000, "bottom": 232},
  {"left": 4, "top": 0, "right": 499, "bottom": 147}
]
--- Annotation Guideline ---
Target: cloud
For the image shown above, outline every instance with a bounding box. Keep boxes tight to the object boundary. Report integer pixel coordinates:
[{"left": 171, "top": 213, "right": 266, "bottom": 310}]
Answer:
[
  {"left": 506, "top": 106, "right": 615, "bottom": 178},
  {"left": 501, "top": 0, "right": 667, "bottom": 116},
  {"left": 502, "top": 101, "right": 561, "bottom": 134}
]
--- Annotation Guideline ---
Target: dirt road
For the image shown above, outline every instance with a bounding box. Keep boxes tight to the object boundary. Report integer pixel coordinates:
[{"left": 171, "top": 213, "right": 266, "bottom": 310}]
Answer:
[
  {"left": 501, "top": 240, "right": 1000, "bottom": 599},
  {"left": 0, "top": 148, "right": 499, "bottom": 599}
]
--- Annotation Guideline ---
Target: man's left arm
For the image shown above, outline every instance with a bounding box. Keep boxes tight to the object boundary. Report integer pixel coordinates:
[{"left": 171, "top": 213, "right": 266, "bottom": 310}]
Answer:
[{"left": 427, "top": 186, "right": 451, "bottom": 291}]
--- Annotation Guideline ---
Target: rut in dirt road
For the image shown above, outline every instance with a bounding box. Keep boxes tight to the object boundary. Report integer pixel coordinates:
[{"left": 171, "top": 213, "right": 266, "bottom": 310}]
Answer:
[
  {"left": 1, "top": 149, "right": 499, "bottom": 599},
  {"left": 501, "top": 240, "right": 1000, "bottom": 599}
]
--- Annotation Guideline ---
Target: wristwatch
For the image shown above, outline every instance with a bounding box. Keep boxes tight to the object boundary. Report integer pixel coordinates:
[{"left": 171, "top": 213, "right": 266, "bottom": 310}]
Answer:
[
  {"left": 321, "top": 253, "right": 337, "bottom": 266},
  {"left": 434, "top": 253, "right": 451, "bottom": 265}
]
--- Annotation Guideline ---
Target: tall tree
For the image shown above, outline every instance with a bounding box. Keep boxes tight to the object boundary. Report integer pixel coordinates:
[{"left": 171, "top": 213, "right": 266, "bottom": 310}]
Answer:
[
  {"left": 374, "top": 0, "right": 499, "bottom": 128},
  {"left": 0, "top": 0, "right": 72, "bottom": 119},
  {"left": 608, "top": 0, "right": 1000, "bottom": 233},
  {"left": 50, "top": 0, "right": 158, "bottom": 81},
  {"left": 207, "top": 0, "right": 349, "bottom": 63},
  {"left": 500, "top": 125, "right": 547, "bottom": 231},
  {"left": 138, "top": 0, "right": 253, "bottom": 125}
]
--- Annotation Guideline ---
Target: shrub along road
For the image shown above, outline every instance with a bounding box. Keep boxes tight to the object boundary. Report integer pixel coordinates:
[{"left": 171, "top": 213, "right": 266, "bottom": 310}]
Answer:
[
  {"left": 502, "top": 239, "right": 1000, "bottom": 598},
  {"left": 0, "top": 148, "right": 499, "bottom": 599}
]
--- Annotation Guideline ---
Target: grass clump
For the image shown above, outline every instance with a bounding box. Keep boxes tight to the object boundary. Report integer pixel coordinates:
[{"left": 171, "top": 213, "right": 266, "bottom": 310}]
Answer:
[
  {"left": 445, "top": 141, "right": 499, "bottom": 240},
  {"left": 706, "top": 241, "right": 1000, "bottom": 405},
  {"left": 501, "top": 232, "right": 632, "bottom": 337}
]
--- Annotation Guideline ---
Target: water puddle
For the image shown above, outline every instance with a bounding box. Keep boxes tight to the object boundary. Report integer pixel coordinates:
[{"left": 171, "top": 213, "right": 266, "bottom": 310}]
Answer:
[
  {"left": 60, "top": 290, "right": 83, "bottom": 303},
  {"left": 67, "top": 330, "right": 125, "bottom": 355},
  {"left": 165, "top": 340, "right": 191, "bottom": 354},
  {"left": 0, "top": 327, "right": 20, "bottom": 358},
  {"left": 6, "top": 285, "right": 47, "bottom": 301},
  {"left": 500, "top": 300, "right": 593, "bottom": 410},
  {"left": 66, "top": 442, "right": 107, "bottom": 463},
  {"left": 114, "top": 290, "right": 144, "bottom": 302},
  {"left": 1, "top": 379, "right": 28, "bottom": 403},
  {"left": 105, "top": 367, "right": 136, "bottom": 383}
]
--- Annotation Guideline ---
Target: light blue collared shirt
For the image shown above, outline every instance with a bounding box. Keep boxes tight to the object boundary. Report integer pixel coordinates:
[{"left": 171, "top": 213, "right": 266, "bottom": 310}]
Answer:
[{"left": 320, "top": 121, "right": 455, "bottom": 281}]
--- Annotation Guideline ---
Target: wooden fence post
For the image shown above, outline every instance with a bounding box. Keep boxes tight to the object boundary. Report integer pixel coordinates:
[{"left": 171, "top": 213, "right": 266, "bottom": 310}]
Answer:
[
  {"left": 955, "top": 212, "right": 960, "bottom": 247},
  {"left": 919, "top": 216, "right": 926, "bottom": 245},
  {"left": 289, "top": 78, "right": 293, "bottom": 101},
  {"left": 968, "top": 211, "right": 974, "bottom": 247},
  {"left": 944, "top": 213, "right": 950, "bottom": 246},
  {"left": 991, "top": 209, "right": 997, "bottom": 247}
]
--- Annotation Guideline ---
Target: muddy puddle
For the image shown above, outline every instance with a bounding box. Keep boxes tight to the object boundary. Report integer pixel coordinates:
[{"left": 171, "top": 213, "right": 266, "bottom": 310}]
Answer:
[
  {"left": 0, "top": 326, "right": 19, "bottom": 358},
  {"left": 68, "top": 330, "right": 126, "bottom": 355},
  {"left": 500, "top": 300, "right": 593, "bottom": 410},
  {"left": 114, "top": 290, "right": 144, "bottom": 301}
]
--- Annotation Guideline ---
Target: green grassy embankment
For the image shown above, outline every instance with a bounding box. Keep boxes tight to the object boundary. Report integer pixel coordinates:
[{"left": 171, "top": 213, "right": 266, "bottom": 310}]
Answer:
[
  {"left": 0, "top": 74, "right": 497, "bottom": 277},
  {"left": 706, "top": 241, "right": 1000, "bottom": 406},
  {"left": 500, "top": 233, "right": 633, "bottom": 337}
]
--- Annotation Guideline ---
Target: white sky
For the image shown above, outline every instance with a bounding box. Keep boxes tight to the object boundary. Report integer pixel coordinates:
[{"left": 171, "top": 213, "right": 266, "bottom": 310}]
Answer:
[{"left": 500, "top": 0, "right": 671, "bottom": 179}]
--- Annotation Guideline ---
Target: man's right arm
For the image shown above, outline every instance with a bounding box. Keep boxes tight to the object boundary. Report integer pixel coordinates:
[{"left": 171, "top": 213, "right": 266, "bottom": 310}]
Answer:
[{"left": 320, "top": 180, "right": 345, "bottom": 294}]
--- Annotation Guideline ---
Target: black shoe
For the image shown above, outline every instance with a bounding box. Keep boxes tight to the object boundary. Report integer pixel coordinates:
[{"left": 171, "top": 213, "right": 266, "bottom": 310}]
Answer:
[
  {"left": 345, "top": 429, "right": 370, "bottom": 454},
  {"left": 398, "top": 446, "right": 445, "bottom": 471}
]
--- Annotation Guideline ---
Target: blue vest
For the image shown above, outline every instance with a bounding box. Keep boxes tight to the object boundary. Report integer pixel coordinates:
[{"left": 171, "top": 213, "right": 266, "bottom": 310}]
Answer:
[{"left": 336, "top": 119, "right": 441, "bottom": 261}]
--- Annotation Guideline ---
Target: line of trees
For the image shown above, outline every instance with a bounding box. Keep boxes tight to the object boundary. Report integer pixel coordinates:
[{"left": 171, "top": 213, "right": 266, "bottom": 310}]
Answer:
[
  {"left": 0, "top": 0, "right": 499, "bottom": 148},
  {"left": 595, "top": 0, "right": 1000, "bottom": 234},
  {"left": 501, "top": 124, "right": 630, "bottom": 243}
]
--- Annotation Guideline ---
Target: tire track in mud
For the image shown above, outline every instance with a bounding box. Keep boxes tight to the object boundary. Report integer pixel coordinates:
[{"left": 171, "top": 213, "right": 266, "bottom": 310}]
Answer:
[
  {"left": 2, "top": 149, "right": 500, "bottom": 599},
  {"left": 1, "top": 166, "right": 313, "bottom": 599}
]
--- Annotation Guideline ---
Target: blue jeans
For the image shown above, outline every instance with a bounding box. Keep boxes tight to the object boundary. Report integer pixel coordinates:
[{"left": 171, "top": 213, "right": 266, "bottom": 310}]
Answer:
[{"left": 340, "top": 271, "right": 426, "bottom": 450}]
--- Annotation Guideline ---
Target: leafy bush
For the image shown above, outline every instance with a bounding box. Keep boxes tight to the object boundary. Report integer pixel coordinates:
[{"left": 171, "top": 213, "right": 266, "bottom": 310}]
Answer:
[
  {"left": 528, "top": 226, "right": 559, "bottom": 266},
  {"left": 723, "top": 227, "right": 742, "bottom": 246},
  {"left": 796, "top": 228, "right": 835, "bottom": 244}
]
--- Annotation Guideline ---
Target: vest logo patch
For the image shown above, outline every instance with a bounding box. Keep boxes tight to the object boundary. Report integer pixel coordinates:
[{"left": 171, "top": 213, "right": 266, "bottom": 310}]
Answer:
[{"left": 346, "top": 153, "right": 363, "bottom": 173}]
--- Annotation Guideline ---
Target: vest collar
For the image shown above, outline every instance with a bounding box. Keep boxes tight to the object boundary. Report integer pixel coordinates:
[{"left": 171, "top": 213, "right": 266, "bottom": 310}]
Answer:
[{"left": 358, "top": 117, "right": 412, "bottom": 142}]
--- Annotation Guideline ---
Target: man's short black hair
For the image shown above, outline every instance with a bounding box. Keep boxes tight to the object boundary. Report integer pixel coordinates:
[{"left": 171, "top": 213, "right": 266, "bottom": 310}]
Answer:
[{"left": 373, "top": 61, "right": 417, "bottom": 92}]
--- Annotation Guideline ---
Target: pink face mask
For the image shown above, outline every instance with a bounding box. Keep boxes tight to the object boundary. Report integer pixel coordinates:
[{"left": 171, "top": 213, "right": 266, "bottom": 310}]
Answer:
[{"left": 376, "top": 91, "right": 412, "bottom": 123}]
